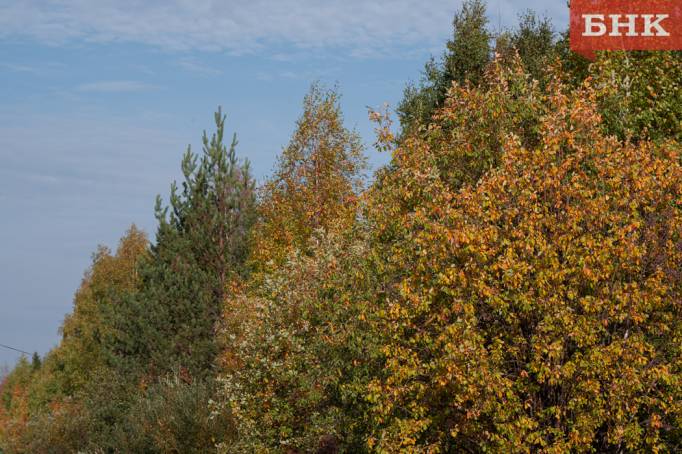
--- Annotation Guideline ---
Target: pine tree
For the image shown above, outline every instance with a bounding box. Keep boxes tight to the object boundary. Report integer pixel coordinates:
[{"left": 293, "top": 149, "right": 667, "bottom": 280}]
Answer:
[{"left": 116, "top": 109, "right": 256, "bottom": 379}]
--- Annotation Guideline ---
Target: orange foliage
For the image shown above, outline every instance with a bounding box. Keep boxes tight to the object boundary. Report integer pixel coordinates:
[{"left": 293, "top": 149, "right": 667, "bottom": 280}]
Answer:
[{"left": 366, "top": 66, "right": 682, "bottom": 452}]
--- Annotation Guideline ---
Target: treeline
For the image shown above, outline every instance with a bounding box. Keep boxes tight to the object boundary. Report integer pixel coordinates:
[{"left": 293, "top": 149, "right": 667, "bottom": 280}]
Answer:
[{"left": 2, "top": 1, "right": 681, "bottom": 452}]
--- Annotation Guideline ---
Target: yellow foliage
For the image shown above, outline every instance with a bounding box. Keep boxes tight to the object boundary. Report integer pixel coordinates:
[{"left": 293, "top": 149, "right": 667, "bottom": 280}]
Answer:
[
  {"left": 249, "top": 84, "right": 366, "bottom": 276},
  {"left": 367, "top": 62, "right": 682, "bottom": 452}
]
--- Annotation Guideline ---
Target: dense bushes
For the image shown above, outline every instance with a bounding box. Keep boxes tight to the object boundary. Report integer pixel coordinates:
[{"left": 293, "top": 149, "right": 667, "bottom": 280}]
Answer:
[
  {"left": 216, "top": 230, "right": 377, "bottom": 452},
  {"left": 365, "top": 72, "right": 682, "bottom": 451},
  {"left": 119, "top": 374, "right": 234, "bottom": 453}
]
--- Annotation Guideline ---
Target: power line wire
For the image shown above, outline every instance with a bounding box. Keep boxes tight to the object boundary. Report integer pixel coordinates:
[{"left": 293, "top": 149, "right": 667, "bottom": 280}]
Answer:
[{"left": 0, "top": 343, "right": 31, "bottom": 355}]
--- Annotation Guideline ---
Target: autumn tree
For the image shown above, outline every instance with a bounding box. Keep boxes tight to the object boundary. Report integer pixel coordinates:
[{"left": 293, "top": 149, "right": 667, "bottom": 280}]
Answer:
[
  {"left": 55, "top": 226, "right": 148, "bottom": 393},
  {"left": 215, "top": 85, "right": 370, "bottom": 452},
  {"left": 249, "top": 84, "right": 366, "bottom": 275},
  {"left": 365, "top": 62, "right": 682, "bottom": 452},
  {"left": 0, "top": 357, "right": 32, "bottom": 452}
]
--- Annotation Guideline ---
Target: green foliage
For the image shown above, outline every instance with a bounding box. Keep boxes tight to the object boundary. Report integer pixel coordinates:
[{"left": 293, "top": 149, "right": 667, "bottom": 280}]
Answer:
[
  {"left": 0, "top": 357, "right": 31, "bottom": 417},
  {"left": 496, "top": 11, "right": 556, "bottom": 85},
  {"left": 1, "top": 367, "right": 229, "bottom": 453},
  {"left": 592, "top": 51, "right": 682, "bottom": 142},
  {"left": 60, "top": 226, "right": 147, "bottom": 393},
  {"left": 119, "top": 374, "right": 234, "bottom": 453},
  {"left": 445, "top": 0, "right": 491, "bottom": 88},
  {"left": 116, "top": 109, "right": 256, "bottom": 379},
  {"left": 399, "top": 2, "right": 679, "bottom": 146},
  {"left": 398, "top": 0, "right": 491, "bottom": 132},
  {"left": 217, "top": 229, "right": 378, "bottom": 453},
  {"left": 3, "top": 371, "right": 132, "bottom": 454}
]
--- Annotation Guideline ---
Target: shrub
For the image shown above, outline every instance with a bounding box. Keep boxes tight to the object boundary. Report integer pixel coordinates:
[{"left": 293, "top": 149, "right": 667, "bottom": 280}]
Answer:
[{"left": 366, "top": 69, "right": 682, "bottom": 451}]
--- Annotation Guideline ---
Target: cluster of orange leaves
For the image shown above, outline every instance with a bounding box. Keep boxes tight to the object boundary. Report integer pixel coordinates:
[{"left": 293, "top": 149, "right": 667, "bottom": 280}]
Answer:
[{"left": 365, "top": 62, "right": 682, "bottom": 452}]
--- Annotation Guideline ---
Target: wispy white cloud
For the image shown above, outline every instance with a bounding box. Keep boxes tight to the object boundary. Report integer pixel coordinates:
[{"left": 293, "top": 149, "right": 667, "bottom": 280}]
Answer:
[
  {"left": 76, "top": 80, "right": 158, "bottom": 93},
  {"left": 0, "top": 63, "right": 38, "bottom": 73},
  {"left": 176, "top": 58, "right": 222, "bottom": 76},
  {"left": 1, "top": 61, "right": 68, "bottom": 78},
  {"left": 0, "top": 1, "right": 568, "bottom": 57},
  {"left": 255, "top": 66, "right": 337, "bottom": 82}
]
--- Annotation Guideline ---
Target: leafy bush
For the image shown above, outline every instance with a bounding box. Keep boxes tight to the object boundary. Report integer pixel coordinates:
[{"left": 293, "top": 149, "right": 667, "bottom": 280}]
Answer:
[
  {"left": 592, "top": 51, "right": 682, "bottom": 142},
  {"left": 216, "top": 230, "right": 377, "bottom": 453},
  {"left": 366, "top": 68, "right": 682, "bottom": 452}
]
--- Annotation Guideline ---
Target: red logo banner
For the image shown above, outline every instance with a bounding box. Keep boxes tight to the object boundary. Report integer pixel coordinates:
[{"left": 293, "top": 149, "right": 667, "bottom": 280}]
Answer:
[{"left": 570, "top": 0, "right": 682, "bottom": 59}]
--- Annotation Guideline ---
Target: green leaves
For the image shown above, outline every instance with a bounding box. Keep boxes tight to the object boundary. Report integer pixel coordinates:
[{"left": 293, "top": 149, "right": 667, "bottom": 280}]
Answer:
[
  {"left": 398, "top": 0, "right": 492, "bottom": 134},
  {"left": 592, "top": 51, "right": 682, "bottom": 143}
]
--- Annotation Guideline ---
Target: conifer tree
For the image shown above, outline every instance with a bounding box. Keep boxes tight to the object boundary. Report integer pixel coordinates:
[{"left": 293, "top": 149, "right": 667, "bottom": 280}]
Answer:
[{"left": 117, "top": 109, "right": 256, "bottom": 379}]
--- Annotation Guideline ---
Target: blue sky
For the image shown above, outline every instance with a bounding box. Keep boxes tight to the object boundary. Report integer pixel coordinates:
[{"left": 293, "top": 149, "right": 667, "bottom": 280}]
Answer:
[{"left": 0, "top": 0, "right": 568, "bottom": 369}]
